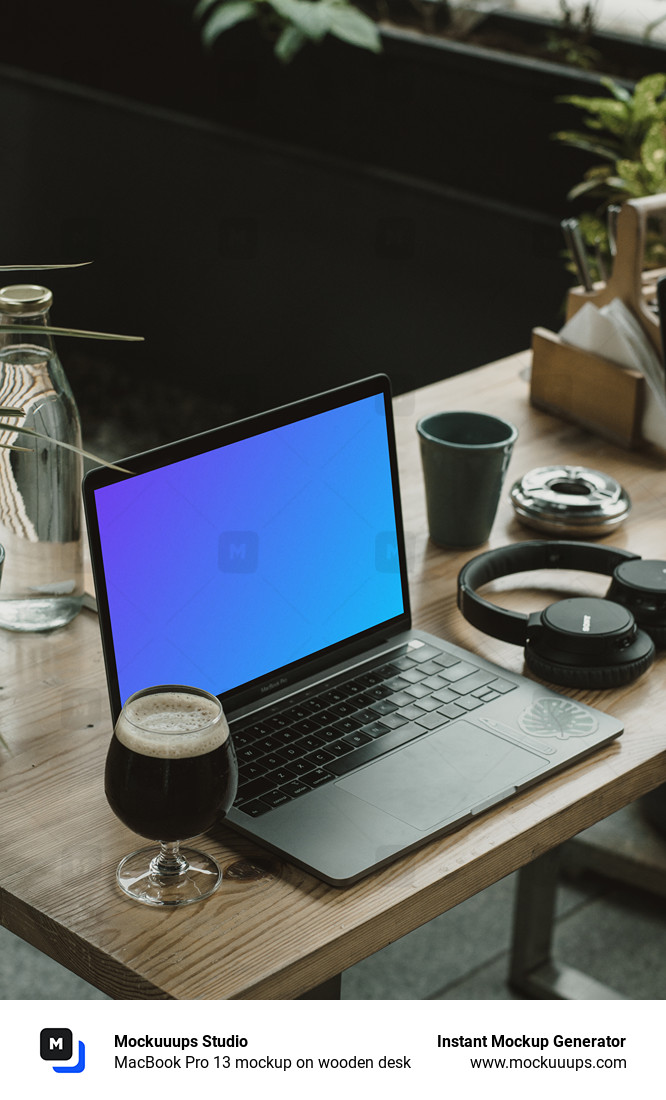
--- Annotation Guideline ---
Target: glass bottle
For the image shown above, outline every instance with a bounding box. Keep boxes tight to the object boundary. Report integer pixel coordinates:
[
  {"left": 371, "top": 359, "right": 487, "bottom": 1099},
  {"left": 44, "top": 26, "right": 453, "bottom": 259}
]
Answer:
[{"left": 0, "top": 284, "right": 83, "bottom": 630}]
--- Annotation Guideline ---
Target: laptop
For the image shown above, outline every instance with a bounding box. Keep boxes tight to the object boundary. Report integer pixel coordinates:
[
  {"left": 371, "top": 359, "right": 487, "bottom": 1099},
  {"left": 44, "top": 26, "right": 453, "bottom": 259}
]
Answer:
[{"left": 84, "top": 374, "right": 623, "bottom": 885}]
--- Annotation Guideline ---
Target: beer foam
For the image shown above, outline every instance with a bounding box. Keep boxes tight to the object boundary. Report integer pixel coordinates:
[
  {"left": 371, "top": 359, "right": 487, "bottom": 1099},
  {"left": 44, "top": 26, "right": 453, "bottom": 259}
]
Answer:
[{"left": 115, "top": 690, "right": 230, "bottom": 758}]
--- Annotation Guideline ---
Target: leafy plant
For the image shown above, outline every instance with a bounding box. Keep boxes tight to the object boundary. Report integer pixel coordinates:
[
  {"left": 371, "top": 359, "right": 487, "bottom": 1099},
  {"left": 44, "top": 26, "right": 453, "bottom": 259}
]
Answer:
[
  {"left": 0, "top": 263, "right": 141, "bottom": 471},
  {"left": 545, "top": 0, "right": 601, "bottom": 72},
  {"left": 553, "top": 73, "right": 666, "bottom": 274},
  {"left": 192, "top": 0, "right": 381, "bottom": 63}
]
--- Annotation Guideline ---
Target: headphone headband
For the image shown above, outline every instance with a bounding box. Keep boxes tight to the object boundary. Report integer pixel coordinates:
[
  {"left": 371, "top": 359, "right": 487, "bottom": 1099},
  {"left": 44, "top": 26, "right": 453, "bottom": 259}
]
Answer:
[{"left": 457, "top": 540, "right": 639, "bottom": 646}]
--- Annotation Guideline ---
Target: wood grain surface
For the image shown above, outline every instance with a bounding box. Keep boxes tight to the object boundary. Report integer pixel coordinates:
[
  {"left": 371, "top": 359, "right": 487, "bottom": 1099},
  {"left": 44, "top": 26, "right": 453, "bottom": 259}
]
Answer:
[{"left": 1, "top": 351, "right": 665, "bottom": 1000}]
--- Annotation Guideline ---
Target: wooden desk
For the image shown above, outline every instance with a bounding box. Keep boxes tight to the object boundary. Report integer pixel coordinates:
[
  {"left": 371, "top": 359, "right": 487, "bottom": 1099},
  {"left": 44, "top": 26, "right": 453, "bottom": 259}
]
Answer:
[{"left": 1, "top": 351, "right": 665, "bottom": 1000}]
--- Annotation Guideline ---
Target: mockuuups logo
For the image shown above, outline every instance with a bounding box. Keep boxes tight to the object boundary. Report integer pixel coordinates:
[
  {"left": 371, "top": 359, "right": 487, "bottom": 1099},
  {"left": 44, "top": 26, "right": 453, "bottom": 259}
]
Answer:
[
  {"left": 218, "top": 531, "right": 259, "bottom": 573},
  {"left": 40, "top": 1028, "right": 86, "bottom": 1074}
]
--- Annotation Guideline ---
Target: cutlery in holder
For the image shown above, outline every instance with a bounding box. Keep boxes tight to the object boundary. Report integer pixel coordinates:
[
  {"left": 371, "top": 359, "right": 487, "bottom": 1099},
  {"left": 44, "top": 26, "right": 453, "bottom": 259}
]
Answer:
[{"left": 530, "top": 195, "right": 665, "bottom": 449}]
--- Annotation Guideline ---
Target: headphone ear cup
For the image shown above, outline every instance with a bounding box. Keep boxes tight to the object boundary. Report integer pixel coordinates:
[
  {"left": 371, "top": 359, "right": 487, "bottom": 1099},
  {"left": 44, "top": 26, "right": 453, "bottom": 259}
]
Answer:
[
  {"left": 524, "top": 597, "right": 655, "bottom": 689},
  {"left": 607, "top": 560, "right": 666, "bottom": 647},
  {"left": 525, "top": 631, "right": 655, "bottom": 688}
]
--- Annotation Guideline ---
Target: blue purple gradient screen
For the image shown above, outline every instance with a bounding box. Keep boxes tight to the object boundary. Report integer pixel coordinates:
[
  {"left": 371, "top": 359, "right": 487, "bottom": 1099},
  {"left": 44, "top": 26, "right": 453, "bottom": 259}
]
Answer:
[{"left": 94, "top": 394, "right": 404, "bottom": 705}]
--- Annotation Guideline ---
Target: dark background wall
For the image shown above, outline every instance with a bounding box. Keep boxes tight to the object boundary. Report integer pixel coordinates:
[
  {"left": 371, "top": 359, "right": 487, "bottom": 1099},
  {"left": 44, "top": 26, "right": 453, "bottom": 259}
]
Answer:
[
  {"left": 0, "top": 3, "right": 580, "bottom": 433},
  {"left": 0, "top": 0, "right": 650, "bottom": 214}
]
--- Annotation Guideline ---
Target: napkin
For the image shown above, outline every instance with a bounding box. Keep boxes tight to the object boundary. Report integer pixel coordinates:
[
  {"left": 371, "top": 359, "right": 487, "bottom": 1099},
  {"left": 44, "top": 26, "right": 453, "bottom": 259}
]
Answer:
[{"left": 559, "top": 298, "right": 666, "bottom": 446}]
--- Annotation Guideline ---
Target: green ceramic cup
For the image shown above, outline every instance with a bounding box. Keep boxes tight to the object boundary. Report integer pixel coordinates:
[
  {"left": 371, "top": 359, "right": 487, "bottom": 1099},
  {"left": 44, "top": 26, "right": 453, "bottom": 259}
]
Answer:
[{"left": 417, "top": 410, "right": 518, "bottom": 549}]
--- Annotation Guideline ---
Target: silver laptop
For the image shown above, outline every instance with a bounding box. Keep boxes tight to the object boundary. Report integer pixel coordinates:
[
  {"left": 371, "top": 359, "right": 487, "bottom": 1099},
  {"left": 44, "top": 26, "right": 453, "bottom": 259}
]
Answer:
[{"left": 84, "top": 374, "right": 623, "bottom": 885}]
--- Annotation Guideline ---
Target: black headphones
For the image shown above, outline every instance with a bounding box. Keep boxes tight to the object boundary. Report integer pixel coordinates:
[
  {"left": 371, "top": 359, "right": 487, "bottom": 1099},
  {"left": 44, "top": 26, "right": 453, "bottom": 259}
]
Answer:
[{"left": 457, "top": 540, "right": 666, "bottom": 688}]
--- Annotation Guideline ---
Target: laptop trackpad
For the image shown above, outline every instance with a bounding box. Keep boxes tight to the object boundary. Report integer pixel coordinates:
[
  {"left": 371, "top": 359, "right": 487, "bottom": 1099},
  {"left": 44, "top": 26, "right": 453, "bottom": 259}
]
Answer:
[{"left": 336, "top": 720, "right": 547, "bottom": 832}]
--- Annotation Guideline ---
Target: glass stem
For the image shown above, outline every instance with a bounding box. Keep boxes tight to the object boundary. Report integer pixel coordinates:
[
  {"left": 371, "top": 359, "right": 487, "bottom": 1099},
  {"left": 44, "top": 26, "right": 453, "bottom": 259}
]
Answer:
[{"left": 151, "top": 841, "right": 188, "bottom": 879}]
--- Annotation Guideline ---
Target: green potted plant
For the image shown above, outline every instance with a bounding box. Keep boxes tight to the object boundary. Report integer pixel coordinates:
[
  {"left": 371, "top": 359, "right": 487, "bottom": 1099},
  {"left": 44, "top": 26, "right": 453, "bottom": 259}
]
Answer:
[
  {"left": 553, "top": 72, "right": 666, "bottom": 277},
  {"left": 192, "top": 0, "right": 381, "bottom": 62}
]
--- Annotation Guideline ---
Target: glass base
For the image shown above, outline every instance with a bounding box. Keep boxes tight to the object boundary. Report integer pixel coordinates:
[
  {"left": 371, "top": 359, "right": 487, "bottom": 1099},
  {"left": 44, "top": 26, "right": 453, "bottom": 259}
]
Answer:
[
  {"left": 116, "top": 844, "right": 222, "bottom": 907},
  {"left": 0, "top": 596, "right": 83, "bottom": 632}
]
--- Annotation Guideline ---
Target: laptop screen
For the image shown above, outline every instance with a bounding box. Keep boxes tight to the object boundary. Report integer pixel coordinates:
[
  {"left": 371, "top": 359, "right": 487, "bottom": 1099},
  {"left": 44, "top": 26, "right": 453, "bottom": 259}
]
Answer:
[{"left": 86, "top": 378, "right": 408, "bottom": 716}]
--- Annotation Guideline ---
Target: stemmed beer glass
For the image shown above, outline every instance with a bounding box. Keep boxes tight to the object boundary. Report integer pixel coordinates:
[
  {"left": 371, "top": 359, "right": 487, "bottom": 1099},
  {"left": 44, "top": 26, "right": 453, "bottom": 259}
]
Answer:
[{"left": 105, "top": 684, "right": 238, "bottom": 907}]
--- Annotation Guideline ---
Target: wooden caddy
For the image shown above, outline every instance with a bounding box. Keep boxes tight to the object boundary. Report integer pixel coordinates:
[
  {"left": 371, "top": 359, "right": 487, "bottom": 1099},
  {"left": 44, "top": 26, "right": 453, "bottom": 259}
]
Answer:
[{"left": 530, "top": 195, "right": 665, "bottom": 449}]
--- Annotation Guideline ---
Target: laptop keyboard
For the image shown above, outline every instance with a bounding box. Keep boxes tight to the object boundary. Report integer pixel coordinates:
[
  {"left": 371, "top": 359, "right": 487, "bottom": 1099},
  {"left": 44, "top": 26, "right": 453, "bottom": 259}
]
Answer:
[{"left": 230, "top": 643, "right": 517, "bottom": 817}]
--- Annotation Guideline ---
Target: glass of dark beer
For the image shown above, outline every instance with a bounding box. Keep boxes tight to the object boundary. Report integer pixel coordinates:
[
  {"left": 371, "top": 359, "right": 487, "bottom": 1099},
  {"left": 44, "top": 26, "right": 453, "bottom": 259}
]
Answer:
[{"left": 105, "top": 684, "right": 237, "bottom": 907}]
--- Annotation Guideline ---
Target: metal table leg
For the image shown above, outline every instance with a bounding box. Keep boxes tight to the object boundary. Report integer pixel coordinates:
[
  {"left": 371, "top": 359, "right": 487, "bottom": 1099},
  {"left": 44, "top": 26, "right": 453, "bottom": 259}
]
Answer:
[
  {"left": 509, "top": 846, "right": 624, "bottom": 1000},
  {"left": 561, "top": 803, "right": 666, "bottom": 898}
]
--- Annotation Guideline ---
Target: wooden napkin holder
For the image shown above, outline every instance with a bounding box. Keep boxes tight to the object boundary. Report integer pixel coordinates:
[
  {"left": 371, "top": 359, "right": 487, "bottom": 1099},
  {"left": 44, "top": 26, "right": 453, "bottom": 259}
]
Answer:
[{"left": 530, "top": 196, "right": 665, "bottom": 449}]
